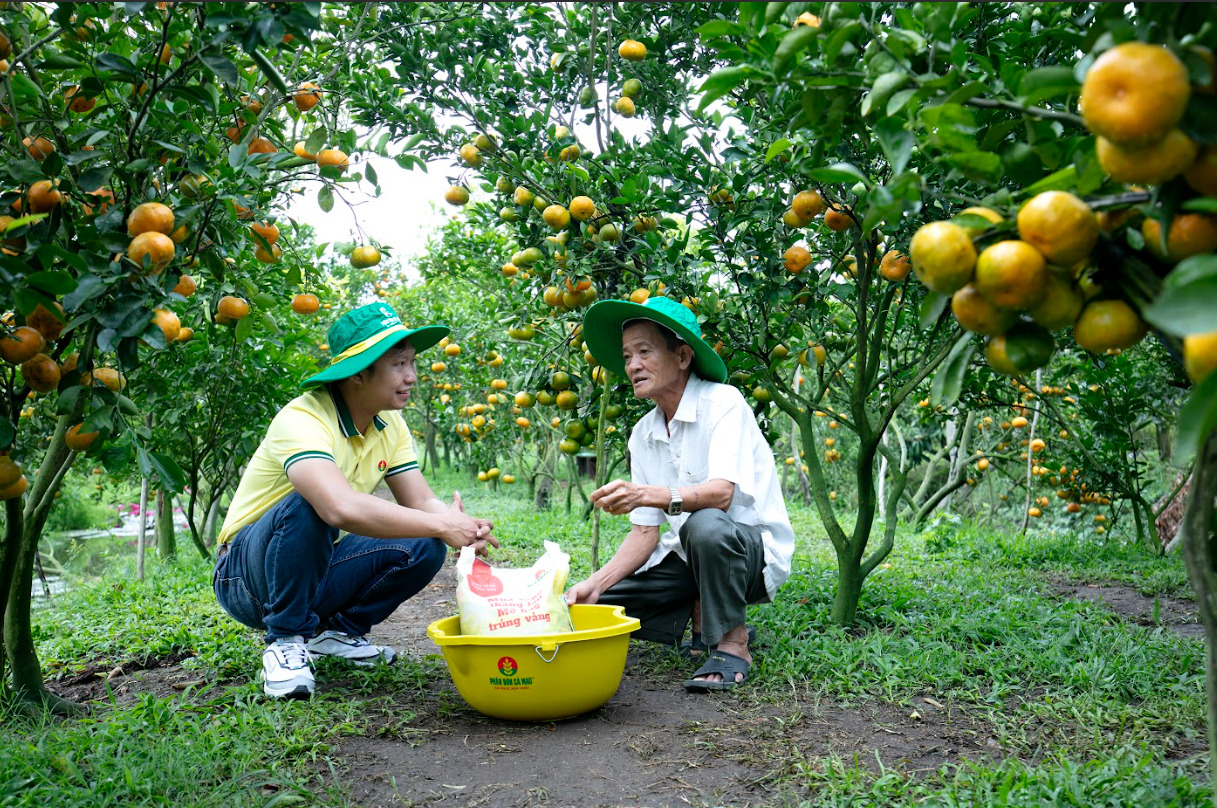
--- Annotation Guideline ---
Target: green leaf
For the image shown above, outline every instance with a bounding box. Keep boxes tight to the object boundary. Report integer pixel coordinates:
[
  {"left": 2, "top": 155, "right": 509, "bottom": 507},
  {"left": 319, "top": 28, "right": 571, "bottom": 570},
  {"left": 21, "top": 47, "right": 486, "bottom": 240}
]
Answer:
[
  {"left": 946, "top": 151, "right": 1002, "bottom": 183},
  {"left": 317, "top": 185, "right": 334, "bottom": 213},
  {"left": 199, "top": 52, "right": 240, "bottom": 86},
  {"left": 305, "top": 128, "right": 329, "bottom": 155},
  {"left": 930, "top": 334, "right": 974, "bottom": 405},
  {"left": 807, "top": 162, "right": 867, "bottom": 185},
  {"left": 77, "top": 166, "right": 113, "bottom": 193},
  {"left": 1017, "top": 66, "right": 1079, "bottom": 105},
  {"left": 1182, "top": 197, "right": 1217, "bottom": 213},
  {"left": 247, "top": 47, "right": 287, "bottom": 94},
  {"left": 0, "top": 420, "right": 12, "bottom": 450},
  {"left": 696, "top": 66, "right": 755, "bottom": 112},
  {"left": 55, "top": 385, "right": 85, "bottom": 417},
  {"left": 738, "top": 2, "right": 766, "bottom": 29},
  {"left": 1175, "top": 369, "right": 1217, "bottom": 462},
  {"left": 944, "top": 80, "right": 989, "bottom": 106},
  {"left": 1019, "top": 165, "right": 1078, "bottom": 197},
  {"left": 823, "top": 22, "right": 861, "bottom": 64},
  {"left": 37, "top": 50, "right": 87, "bottom": 70},
  {"left": 773, "top": 25, "right": 820, "bottom": 73},
  {"left": 886, "top": 88, "right": 918, "bottom": 117},
  {"left": 24, "top": 270, "right": 76, "bottom": 296},
  {"left": 96, "top": 52, "right": 139, "bottom": 79},
  {"left": 919, "top": 291, "right": 948, "bottom": 329},
  {"left": 874, "top": 118, "right": 915, "bottom": 176},
  {"left": 696, "top": 19, "right": 747, "bottom": 38},
  {"left": 764, "top": 138, "right": 792, "bottom": 163},
  {"left": 764, "top": 2, "right": 790, "bottom": 24},
  {"left": 139, "top": 447, "right": 187, "bottom": 494},
  {"left": 1143, "top": 255, "right": 1217, "bottom": 336},
  {"left": 862, "top": 70, "right": 907, "bottom": 118},
  {"left": 235, "top": 312, "right": 255, "bottom": 343}
]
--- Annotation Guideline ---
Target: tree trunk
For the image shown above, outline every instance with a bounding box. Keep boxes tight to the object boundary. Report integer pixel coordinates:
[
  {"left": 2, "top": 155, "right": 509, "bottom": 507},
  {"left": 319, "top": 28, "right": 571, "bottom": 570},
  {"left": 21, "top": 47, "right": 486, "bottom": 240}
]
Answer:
[
  {"left": 1179, "top": 431, "right": 1217, "bottom": 802},
  {"left": 830, "top": 551, "right": 863, "bottom": 627},
  {"left": 156, "top": 491, "right": 176, "bottom": 560}
]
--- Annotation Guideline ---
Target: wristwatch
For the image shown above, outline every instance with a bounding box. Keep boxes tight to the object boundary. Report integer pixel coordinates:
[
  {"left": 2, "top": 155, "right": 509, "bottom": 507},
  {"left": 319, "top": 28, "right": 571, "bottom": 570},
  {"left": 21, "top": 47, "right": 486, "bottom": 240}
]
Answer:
[{"left": 667, "top": 487, "right": 683, "bottom": 516}]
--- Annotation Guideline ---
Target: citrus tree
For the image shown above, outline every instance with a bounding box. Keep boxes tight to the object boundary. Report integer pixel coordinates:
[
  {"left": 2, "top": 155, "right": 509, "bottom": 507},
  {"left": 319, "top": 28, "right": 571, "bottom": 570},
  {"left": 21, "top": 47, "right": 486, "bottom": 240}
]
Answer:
[{"left": 0, "top": 1, "right": 400, "bottom": 713}]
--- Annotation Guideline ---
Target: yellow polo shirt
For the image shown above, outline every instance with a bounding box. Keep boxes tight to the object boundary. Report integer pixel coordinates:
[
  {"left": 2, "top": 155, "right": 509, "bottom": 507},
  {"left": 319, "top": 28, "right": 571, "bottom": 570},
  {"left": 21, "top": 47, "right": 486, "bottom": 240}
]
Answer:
[{"left": 218, "top": 385, "right": 419, "bottom": 544}]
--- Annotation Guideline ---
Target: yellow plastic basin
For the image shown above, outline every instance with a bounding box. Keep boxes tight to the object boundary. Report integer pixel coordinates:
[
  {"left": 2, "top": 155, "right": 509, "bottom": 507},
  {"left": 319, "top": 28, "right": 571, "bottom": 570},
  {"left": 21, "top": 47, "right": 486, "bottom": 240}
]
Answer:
[{"left": 427, "top": 603, "right": 640, "bottom": 721}]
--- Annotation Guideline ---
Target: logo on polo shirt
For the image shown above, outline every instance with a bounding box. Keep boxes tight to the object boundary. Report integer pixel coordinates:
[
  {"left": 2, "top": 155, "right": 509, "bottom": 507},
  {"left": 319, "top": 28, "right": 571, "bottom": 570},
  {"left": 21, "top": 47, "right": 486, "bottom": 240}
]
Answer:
[{"left": 377, "top": 459, "right": 387, "bottom": 472}]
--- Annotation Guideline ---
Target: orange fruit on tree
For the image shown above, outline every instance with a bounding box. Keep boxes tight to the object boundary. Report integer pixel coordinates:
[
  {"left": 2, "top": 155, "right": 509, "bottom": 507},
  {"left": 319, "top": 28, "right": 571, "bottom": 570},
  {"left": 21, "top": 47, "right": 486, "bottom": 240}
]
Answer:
[
  {"left": 0, "top": 474, "right": 27, "bottom": 502},
  {"left": 618, "top": 39, "right": 647, "bottom": 61},
  {"left": 555, "top": 390, "right": 579, "bottom": 410},
  {"left": 879, "top": 249, "right": 911, "bottom": 282},
  {"left": 20, "top": 353, "right": 59, "bottom": 392},
  {"left": 444, "top": 185, "right": 469, "bottom": 206},
  {"left": 293, "top": 82, "right": 321, "bottom": 112},
  {"left": 151, "top": 308, "right": 181, "bottom": 342},
  {"left": 350, "top": 246, "right": 381, "bottom": 268},
  {"left": 973, "top": 239, "right": 1048, "bottom": 310},
  {"left": 316, "top": 149, "right": 348, "bottom": 171},
  {"left": 127, "top": 231, "right": 175, "bottom": 274},
  {"left": 127, "top": 201, "right": 175, "bottom": 236},
  {"left": 247, "top": 137, "right": 275, "bottom": 155},
  {"left": 26, "top": 302, "right": 66, "bottom": 340},
  {"left": 293, "top": 141, "right": 316, "bottom": 161},
  {"left": 1073, "top": 299, "right": 1147, "bottom": 353},
  {"left": 951, "top": 284, "right": 1018, "bottom": 336},
  {"left": 176, "top": 327, "right": 194, "bottom": 343},
  {"left": 783, "top": 245, "right": 812, "bottom": 274},
  {"left": 27, "top": 180, "right": 63, "bottom": 213},
  {"left": 569, "top": 196, "right": 595, "bottom": 221},
  {"left": 1141, "top": 214, "right": 1217, "bottom": 263},
  {"left": 824, "top": 207, "right": 852, "bottom": 231},
  {"left": 909, "top": 221, "right": 977, "bottom": 295},
  {"left": 792, "top": 190, "right": 826, "bottom": 220},
  {"left": 783, "top": 208, "right": 811, "bottom": 228},
  {"left": 444, "top": 342, "right": 461, "bottom": 356},
  {"left": 255, "top": 243, "right": 283, "bottom": 264},
  {"left": 1, "top": 326, "right": 46, "bottom": 364},
  {"left": 1184, "top": 146, "right": 1217, "bottom": 197},
  {"left": 90, "top": 367, "right": 126, "bottom": 391},
  {"left": 172, "top": 273, "right": 197, "bottom": 297},
  {"left": 250, "top": 221, "right": 280, "bottom": 245},
  {"left": 629, "top": 288, "right": 650, "bottom": 304},
  {"left": 614, "top": 96, "right": 636, "bottom": 117},
  {"left": 169, "top": 224, "right": 189, "bottom": 244},
  {"left": 1026, "top": 270, "right": 1084, "bottom": 331},
  {"left": 1095, "top": 129, "right": 1197, "bottom": 185},
  {"left": 1079, "top": 42, "right": 1190, "bottom": 146},
  {"left": 217, "top": 295, "right": 250, "bottom": 321},
  {"left": 956, "top": 206, "right": 1003, "bottom": 238},
  {"left": 543, "top": 204, "right": 571, "bottom": 229},
  {"left": 65, "top": 423, "right": 99, "bottom": 452},
  {"left": 291, "top": 293, "right": 320, "bottom": 315},
  {"left": 0, "top": 456, "right": 21, "bottom": 489},
  {"left": 65, "top": 85, "right": 96, "bottom": 113},
  {"left": 1183, "top": 329, "right": 1217, "bottom": 384},
  {"left": 23, "top": 136, "right": 55, "bottom": 160},
  {"left": 1016, "top": 191, "right": 1098, "bottom": 266}
]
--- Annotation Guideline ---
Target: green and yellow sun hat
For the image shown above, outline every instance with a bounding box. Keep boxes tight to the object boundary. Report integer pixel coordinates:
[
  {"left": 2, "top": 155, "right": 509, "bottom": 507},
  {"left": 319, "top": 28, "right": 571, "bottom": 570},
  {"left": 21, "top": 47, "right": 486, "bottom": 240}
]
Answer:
[
  {"left": 582, "top": 296, "right": 727, "bottom": 383},
  {"left": 301, "top": 302, "right": 449, "bottom": 388}
]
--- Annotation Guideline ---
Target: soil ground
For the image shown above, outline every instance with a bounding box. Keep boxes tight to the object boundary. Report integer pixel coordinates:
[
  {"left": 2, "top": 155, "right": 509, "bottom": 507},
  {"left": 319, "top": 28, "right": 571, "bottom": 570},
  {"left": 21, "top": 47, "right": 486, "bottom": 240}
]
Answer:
[{"left": 45, "top": 567, "right": 1203, "bottom": 807}]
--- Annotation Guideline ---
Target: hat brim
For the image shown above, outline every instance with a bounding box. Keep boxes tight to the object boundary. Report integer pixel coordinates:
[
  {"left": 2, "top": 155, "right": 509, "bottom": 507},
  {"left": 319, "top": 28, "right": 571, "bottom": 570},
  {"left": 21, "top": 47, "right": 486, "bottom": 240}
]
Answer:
[
  {"left": 583, "top": 300, "right": 727, "bottom": 383},
  {"left": 301, "top": 324, "right": 450, "bottom": 388}
]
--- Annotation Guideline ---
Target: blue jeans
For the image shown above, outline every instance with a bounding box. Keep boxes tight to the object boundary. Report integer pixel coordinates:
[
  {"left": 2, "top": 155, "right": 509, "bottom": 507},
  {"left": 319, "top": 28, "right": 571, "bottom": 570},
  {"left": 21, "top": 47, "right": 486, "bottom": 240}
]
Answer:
[{"left": 212, "top": 492, "right": 447, "bottom": 643}]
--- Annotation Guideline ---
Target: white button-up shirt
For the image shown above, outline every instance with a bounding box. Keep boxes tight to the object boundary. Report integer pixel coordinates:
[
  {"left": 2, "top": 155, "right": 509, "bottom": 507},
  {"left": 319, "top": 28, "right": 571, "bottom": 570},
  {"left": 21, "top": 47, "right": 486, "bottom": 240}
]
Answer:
[{"left": 627, "top": 374, "right": 795, "bottom": 600}]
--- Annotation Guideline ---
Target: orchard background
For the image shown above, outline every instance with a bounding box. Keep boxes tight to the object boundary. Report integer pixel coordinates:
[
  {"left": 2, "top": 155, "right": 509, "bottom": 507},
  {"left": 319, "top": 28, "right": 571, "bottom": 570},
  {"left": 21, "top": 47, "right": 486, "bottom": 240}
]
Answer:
[{"left": 1, "top": 2, "right": 1217, "bottom": 806}]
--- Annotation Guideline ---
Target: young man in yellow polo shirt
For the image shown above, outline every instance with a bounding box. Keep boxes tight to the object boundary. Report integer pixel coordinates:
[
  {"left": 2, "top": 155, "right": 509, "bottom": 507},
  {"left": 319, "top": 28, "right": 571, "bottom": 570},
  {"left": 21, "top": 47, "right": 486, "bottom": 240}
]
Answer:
[{"left": 214, "top": 302, "right": 497, "bottom": 699}]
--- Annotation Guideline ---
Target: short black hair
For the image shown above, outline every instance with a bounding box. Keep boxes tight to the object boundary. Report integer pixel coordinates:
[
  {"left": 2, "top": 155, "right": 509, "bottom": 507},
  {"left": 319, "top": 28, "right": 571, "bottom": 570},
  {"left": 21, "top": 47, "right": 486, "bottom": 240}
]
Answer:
[{"left": 622, "top": 318, "right": 685, "bottom": 352}]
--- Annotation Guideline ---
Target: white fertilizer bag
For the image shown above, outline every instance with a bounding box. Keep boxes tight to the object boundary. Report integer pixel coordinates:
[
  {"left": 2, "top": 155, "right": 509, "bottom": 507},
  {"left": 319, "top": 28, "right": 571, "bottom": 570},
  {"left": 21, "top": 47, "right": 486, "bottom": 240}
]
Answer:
[{"left": 456, "top": 541, "right": 575, "bottom": 637}]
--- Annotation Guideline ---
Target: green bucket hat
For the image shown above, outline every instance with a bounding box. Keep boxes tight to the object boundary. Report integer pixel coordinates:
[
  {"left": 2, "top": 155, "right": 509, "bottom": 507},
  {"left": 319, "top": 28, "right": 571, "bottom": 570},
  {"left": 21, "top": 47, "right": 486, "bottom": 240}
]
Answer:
[
  {"left": 583, "top": 296, "right": 727, "bottom": 384},
  {"left": 301, "top": 302, "right": 449, "bottom": 388}
]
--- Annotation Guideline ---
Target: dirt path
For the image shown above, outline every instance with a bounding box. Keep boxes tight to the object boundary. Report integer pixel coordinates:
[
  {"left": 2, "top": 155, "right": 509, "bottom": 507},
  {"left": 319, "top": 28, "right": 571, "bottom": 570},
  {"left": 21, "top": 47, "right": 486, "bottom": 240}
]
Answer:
[
  {"left": 1046, "top": 576, "right": 1202, "bottom": 639},
  {"left": 330, "top": 564, "right": 1002, "bottom": 808}
]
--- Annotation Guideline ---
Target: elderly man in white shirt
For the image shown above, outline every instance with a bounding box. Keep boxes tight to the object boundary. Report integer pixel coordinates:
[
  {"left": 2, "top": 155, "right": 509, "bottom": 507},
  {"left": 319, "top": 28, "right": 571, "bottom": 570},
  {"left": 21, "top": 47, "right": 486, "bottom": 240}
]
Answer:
[{"left": 566, "top": 296, "right": 794, "bottom": 691}]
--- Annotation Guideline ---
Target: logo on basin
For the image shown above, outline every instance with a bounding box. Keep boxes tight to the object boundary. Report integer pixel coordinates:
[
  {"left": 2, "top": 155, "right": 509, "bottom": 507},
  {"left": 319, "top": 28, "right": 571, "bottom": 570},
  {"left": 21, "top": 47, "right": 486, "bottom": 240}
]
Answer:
[{"left": 497, "top": 656, "right": 518, "bottom": 677}]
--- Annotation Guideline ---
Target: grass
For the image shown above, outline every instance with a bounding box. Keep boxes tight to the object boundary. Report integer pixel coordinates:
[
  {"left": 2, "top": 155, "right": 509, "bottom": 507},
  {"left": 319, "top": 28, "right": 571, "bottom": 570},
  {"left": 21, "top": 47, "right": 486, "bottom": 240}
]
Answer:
[{"left": 3, "top": 473, "right": 1212, "bottom": 807}]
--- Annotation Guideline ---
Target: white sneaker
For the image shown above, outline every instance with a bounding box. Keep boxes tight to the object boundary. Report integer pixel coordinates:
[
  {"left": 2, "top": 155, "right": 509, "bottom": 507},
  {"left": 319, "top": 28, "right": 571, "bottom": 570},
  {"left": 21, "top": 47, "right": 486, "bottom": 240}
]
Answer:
[
  {"left": 261, "top": 636, "right": 314, "bottom": 699},
  {"left": 307, "top": 630, "right": 397, "bottom": 667}
]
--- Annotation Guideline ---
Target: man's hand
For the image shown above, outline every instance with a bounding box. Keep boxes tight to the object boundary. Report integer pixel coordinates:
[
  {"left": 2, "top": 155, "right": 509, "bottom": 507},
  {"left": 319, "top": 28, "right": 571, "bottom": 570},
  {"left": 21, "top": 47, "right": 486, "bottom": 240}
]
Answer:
[
  {"left": 565, "top": 578, "right": 601, "bottom": 606},
  {"left": 589, "top": 479, "right": 653, "bottom": 516},
  {"left": 440, "top": 490, "right": 498, "bottom": 555}
]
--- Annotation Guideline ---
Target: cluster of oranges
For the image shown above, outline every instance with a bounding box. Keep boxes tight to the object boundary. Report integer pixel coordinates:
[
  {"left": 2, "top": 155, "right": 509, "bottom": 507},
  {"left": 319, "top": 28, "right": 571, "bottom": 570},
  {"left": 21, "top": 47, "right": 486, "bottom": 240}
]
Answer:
[
  {"left": 1079, "top": 41, "right": 1217, "bottom": 386},
  {"left": 907, "top": 41, "right": 1216, "bottom": 380}
]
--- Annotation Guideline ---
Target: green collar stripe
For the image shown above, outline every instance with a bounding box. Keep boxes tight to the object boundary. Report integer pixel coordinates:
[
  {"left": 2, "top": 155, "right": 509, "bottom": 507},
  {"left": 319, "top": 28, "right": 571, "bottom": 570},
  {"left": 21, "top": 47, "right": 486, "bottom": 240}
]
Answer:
[{"left": 284, "top": 450, "right": 334, "bottom": 472}]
